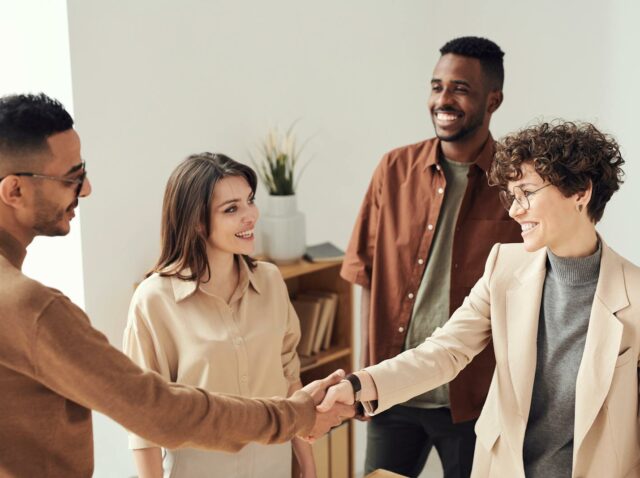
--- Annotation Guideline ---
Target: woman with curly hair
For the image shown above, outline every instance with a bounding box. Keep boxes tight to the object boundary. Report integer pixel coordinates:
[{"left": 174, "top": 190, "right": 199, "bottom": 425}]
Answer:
[{"left": 319, "top": 121, "right": 640, "bottom": 478}]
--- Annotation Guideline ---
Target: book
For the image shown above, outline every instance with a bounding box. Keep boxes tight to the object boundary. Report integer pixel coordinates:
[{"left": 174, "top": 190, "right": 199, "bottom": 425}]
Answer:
[
  {"left": 298, "top": 293, "right": 332, "bottom": 354},
  {"left": 304, "top": 242, "right": 345, "bottom": 262},
  {"left": 292, "top": 298, "right": 322, "bottom": 357},
  {"left": 300, "top": 291, "right": 338, "bottom": 350}
]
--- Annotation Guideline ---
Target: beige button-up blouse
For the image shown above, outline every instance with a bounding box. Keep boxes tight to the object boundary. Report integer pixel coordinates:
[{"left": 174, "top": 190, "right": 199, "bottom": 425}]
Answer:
[{"left": 124, "top": 259, "right": 301, "bottom": 476}]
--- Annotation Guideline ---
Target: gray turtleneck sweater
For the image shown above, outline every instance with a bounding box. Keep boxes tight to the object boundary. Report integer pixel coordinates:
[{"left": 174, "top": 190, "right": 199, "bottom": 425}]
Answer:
[{"left": 523, "top": 242, "right": 602, "bottom": 478}]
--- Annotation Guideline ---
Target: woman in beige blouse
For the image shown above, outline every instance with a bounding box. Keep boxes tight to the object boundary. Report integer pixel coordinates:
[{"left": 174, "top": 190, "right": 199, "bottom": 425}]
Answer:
[{"left": 124, "top": 153, "right": 316, "bottom": 478}]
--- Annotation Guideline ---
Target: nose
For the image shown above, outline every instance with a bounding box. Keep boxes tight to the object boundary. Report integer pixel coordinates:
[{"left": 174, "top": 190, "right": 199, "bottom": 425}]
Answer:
[
  {"left": 508, "top": 199, "right": 524, "bottom": 218},
  {"left": 243, "top": 203, "right": 259, "bottom": 224},
  {"left": 79, "top": 175, "right": 92, "bottom": 198}
]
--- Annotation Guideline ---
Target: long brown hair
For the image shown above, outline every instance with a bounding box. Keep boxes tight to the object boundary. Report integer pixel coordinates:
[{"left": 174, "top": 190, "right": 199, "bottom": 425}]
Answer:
[{"left": 148, "top": 152, "right": 257, "bottom": 284}]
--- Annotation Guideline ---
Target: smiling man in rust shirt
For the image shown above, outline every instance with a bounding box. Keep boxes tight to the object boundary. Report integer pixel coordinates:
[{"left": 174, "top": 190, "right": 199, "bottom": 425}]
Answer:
[
  {"left": 0, "top": 93, "right": 353, "bottom": 478},
  {"left": 342, "top": 37, "right": 522, "bottom": 477}
]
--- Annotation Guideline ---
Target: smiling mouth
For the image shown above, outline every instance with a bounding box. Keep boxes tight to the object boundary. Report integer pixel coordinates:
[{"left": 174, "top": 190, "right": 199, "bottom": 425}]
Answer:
[
  {"left": 235, "top": 229, "right": 254, "bottom": 239},
  {"left": 434, "top": 110, "right": 463, "bottom": 124},
  {"left": 520, "top": 222, "right": 539, "bottom": 234}
]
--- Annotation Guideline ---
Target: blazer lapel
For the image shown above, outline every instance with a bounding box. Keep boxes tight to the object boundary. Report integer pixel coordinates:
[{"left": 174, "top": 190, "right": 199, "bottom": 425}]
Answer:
[
  {"left": 506, "top": 248, "right": 547, "bottom": 420},
  {"left": 573, "top": 243, "right": 629, "bottom": 457}
]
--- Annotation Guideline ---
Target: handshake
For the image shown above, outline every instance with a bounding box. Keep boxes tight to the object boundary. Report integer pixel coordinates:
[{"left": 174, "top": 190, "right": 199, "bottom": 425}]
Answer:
[{"left": 298, "top": 369, "right": 365, "bottom": 442}]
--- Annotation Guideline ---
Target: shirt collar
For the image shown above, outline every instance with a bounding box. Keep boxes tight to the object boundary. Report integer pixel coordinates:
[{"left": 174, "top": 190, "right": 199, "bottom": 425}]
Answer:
[
  {"left": 170, "top": 256, "right": 261, "bottom": 303},
  {"left": 427, "top": 134, "right": 495, "bottom": 172},
  {"left": 0, "top": 229, "right": 27, "bottom": 270}
]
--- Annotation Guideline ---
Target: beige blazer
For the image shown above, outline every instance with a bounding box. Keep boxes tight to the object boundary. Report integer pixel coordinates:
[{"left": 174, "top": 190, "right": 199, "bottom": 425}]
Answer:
[{"left": 364, "top": 240, "right": 640, "bottom": 478}]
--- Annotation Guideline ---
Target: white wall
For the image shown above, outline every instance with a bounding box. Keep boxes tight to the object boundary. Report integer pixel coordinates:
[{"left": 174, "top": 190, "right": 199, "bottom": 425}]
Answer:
[
  {"left": 0, "top": 0, "right": 85, "bottom": 306},
  {"left": 64, "top": 1, "right": 640, "bottom": 477}
]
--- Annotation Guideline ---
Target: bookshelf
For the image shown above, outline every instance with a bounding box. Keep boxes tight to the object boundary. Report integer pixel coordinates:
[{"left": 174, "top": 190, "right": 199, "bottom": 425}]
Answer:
[{"left": 274, "top": 259, "right": 354, "bottom": 478}]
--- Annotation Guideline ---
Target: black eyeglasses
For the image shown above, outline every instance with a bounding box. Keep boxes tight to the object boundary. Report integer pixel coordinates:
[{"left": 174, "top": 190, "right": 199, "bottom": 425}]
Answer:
[
  {"left": 499, "top": 183, "right": 551, "bottom": 211},
  {"left": 0, "top": 160, "right": 87, "bottom": 197}
]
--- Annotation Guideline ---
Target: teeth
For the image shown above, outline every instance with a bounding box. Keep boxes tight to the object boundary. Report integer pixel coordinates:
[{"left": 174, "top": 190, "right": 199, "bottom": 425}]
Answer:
[
  {"left": 436, "top": 112, "right": 459, "bottom": 121},
  {"left": 235, "top": 229, "right": 254, "bottom": 238},
  {"left": 521, "top": 223, "right": 537, "bottom": 232}
]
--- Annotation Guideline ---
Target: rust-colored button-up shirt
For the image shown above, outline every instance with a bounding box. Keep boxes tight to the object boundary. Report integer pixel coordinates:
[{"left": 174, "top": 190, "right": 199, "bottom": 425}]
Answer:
[{"left": 341, "top": 136, "right": 522, "bottom": 422}]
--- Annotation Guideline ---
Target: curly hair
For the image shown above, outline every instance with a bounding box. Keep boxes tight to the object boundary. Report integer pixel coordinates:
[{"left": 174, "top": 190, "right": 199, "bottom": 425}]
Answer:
[
  {"left": 489, "top": 121, "right": 625, "bottom": 223},
  {"left": 440, "top": 36, "right": 505, "bottom": 90}
]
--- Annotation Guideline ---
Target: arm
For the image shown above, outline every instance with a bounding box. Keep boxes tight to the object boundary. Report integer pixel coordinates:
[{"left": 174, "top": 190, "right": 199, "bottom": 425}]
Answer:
[
  {"left": 31, "top": 296, "right": 318, "bottom": 452},
  {"left": 132, "top": 448, "right": 163, "bottom": 478},
  {"left": 319, "top": 244, "right": 501, "bottom": 415}
]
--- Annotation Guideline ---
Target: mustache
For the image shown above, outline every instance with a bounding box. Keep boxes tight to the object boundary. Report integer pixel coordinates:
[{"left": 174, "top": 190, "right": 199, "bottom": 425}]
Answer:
[
  {"left": 434, "top": 107, "right": 463, "bottom": 114},
  {"left": 66, "top": 198, "right": 79, "bottom": 212}
]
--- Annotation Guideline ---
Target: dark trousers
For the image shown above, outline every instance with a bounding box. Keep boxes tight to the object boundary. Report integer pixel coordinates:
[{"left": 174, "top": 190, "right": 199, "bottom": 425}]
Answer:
[{"left": 365, "top": 405, "right": 476, "bottom": 478}]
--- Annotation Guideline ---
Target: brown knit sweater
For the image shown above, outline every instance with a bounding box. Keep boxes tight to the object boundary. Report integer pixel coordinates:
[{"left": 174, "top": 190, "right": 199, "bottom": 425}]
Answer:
[{"left": 0, "top": 231, "right": 314, "bottom": 477}]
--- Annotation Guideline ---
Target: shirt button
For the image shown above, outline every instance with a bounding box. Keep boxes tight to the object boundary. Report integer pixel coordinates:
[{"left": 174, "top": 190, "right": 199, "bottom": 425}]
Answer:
[
  {"left": 233, "top": 337, "right": 242, "bottom": 345},
  {"left": 418, "top": 258, "right": 424, "bottom": 265},
  {"left": 408, "top": 293, "right": 414, "bottom": 299},
  {"left": 454, "top": 263, "right": 459, "bottom": 269},
  {"left": 241, "top": 375, "right": 248, "bottom": 382},
  {"left": 398, "top": 326, "right": 404, "bottom": 333},
  {"left": 437, "top": 187, "right": 444, "bottom": 194},
  {"left": 427, "top": 224, "right": 434, "bottom": 231}
]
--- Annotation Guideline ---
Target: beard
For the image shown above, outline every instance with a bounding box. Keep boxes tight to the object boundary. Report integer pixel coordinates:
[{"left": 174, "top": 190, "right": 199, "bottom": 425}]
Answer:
[
  {"left": 32, "top": 188, "right": 75, "bottom": 237},
  {"left": 432, "top": 104, "right": 487, "bottom": 143}
]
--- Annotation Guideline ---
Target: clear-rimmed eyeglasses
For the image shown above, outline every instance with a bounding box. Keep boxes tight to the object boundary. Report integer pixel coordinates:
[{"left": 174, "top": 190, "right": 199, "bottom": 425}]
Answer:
[
  {"left": 499, "top": 183, "right": 551, "bottom": 211},
  {"left": 0, "top": 160, "right": 87, "bottom": 197}
]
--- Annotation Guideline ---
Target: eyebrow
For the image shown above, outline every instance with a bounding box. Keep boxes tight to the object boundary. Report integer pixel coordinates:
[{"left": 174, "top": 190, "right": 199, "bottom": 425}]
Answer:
[
  {"left": 64, "top": 162, "right": 85, "bottom": 176},
  {"left": 431, "top": 79, "right": 472, "bottom": 88},
  {"left": 216, "top": 192, "right": 254, "bottom": 208}
]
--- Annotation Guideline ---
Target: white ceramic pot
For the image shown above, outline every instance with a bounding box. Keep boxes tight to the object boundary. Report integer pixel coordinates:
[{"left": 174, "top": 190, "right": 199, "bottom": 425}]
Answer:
[{"left": 261, "top": 194, "right": 306, "bottom": 264}]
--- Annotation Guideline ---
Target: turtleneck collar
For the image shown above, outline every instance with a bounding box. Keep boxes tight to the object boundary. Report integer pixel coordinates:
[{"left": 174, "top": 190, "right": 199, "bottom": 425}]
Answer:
[{"left": 546, "top": 241, "right": 602, "bottom": 286}]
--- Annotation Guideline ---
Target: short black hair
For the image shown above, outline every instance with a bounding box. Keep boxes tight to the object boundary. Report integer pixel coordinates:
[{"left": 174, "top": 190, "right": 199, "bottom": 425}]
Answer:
[
  {"left": 0, "top": 93, "right": 74, "bottom": 156},
  {"left": 440, "top": 36, "right": 505, "bottom": 91}
]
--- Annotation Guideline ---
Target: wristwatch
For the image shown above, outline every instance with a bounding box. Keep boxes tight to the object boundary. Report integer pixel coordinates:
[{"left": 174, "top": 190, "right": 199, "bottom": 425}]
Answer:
[{"left": 342, "top": 373, "right": 362, "bottom": 402}]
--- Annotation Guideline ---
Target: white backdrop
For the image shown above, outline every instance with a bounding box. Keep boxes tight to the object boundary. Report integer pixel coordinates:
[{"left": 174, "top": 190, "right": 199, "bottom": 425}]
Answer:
[{"left": 3, "top": 1, "right": 639, "bottom": 477}]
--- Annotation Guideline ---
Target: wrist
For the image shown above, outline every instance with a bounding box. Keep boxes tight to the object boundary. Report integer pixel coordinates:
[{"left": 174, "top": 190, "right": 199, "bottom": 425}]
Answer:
[{"left": 341, "top": 373, "right": 362, "bottom": 403}]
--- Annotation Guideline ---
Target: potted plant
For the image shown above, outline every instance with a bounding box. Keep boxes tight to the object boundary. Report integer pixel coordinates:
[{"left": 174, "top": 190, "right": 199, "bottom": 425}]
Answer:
[{"left": 253, "top": 124, "right": 311, "bottom": 264}]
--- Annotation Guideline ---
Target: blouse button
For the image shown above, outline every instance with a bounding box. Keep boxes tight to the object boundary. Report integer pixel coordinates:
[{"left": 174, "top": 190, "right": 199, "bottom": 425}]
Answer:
[
  {"left": 418, "top": 258, "right": 424, "bottom": 265},
  {"left": 408, "top": 293, "right": 414, "bottom": 299},
  {"left": 427, "top": 224, "right": 434, "bottom": 231},
  {"left": 398, "top": 326, "right": 405, "bottom": 333}
]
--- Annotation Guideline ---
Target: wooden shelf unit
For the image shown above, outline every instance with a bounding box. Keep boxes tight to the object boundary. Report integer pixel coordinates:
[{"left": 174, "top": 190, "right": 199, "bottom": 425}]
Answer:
[{"left": 273, "top": 258, "right": 354, "bottom": 478}]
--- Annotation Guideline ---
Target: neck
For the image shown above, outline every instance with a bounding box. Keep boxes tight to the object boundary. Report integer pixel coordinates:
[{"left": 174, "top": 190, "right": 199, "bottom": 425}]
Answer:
[
  {"left": 549, "top": 225, "right": 599, "bottom": 258},
  {"left": 440, "top": 128, "right": 490, "bottom": 163},
  {"left": 201, "top": 247, "right": 238, "bottom": 301}
]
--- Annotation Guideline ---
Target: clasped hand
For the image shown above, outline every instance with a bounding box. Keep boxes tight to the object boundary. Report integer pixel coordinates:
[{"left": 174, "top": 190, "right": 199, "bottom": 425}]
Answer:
[{"left": 299, "top": 369, "right": 356, "bottom": 442}]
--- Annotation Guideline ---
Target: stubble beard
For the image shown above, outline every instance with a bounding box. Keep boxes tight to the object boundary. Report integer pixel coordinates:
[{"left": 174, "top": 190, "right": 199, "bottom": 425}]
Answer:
[{"left": 32, "top": 188, "right": 73, "bottom": 237}]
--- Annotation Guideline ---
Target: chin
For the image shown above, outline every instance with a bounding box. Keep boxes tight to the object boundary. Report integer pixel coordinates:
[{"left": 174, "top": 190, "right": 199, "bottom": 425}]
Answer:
[{"left": 522, "top": 237, "right": 545, "bottom": 253}]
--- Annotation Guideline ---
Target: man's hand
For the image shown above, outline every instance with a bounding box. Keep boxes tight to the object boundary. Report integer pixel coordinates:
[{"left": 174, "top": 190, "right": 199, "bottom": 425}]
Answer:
[
  {"left": 301, "top": 369, "right": 346, "bottom": 405},
  {"left": 315, "top": 380, "right": 355, "bottom": 412},
  {"left": 304, "top": 402, "right": 355, "bottom": 442},
  {"left": 298, "top": 370, "right": 355, "bottom": 442}
]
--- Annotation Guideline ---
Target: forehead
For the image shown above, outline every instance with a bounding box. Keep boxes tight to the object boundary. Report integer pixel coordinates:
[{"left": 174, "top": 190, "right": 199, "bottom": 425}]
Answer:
[
  {"left": 211, "top": 175, "right": 251, "bottom": 205},
  {"left": 43, "top": 129, "right": 81, "bottom": 174},
  {"left": 508, "top": 163, "right": 543, "bottom": 187},
  {"left": 432, "top": 54, "right": 484, "bottom": 85}
]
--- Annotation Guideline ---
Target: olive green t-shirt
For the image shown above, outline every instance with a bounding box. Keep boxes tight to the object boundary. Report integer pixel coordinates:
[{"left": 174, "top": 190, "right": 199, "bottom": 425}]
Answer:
[{"left": 402, "top": 155, "right": 470, "bottom": 409}]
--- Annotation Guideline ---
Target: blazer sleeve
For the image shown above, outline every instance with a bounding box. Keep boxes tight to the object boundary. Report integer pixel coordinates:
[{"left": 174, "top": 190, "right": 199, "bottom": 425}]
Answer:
[
  {"left": 363, "top": 243, "right": 500, "bottom": 414},
  {"left": 340, "top": 155, "right": 387, "bottom": 288}
]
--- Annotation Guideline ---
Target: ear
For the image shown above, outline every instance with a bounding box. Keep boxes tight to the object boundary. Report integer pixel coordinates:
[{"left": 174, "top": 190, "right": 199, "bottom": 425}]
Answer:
[
  {"left": 0, "top": 176, "right": 24, "bottom": 208},
  {"left": 574, "top": 181, "right": 593, "bottom": 209},
  {"left": 487, "top": 90, "right": 503, "bottom": 114}
]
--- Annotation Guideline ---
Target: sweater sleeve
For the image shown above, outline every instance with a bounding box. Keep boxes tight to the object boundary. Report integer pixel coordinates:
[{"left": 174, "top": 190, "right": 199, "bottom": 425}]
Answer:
[{"left": 31, "top": 296, "right": 315, "bottom": 452}]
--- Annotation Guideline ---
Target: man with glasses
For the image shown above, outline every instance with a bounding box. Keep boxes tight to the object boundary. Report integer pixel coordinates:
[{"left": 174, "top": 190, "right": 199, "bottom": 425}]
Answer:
[
  {"left": 341, "top": 37, "right": 522, "bottom": 477},
  {"left": 0, "top": 93, "right": 353, "bottom": 477}
]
